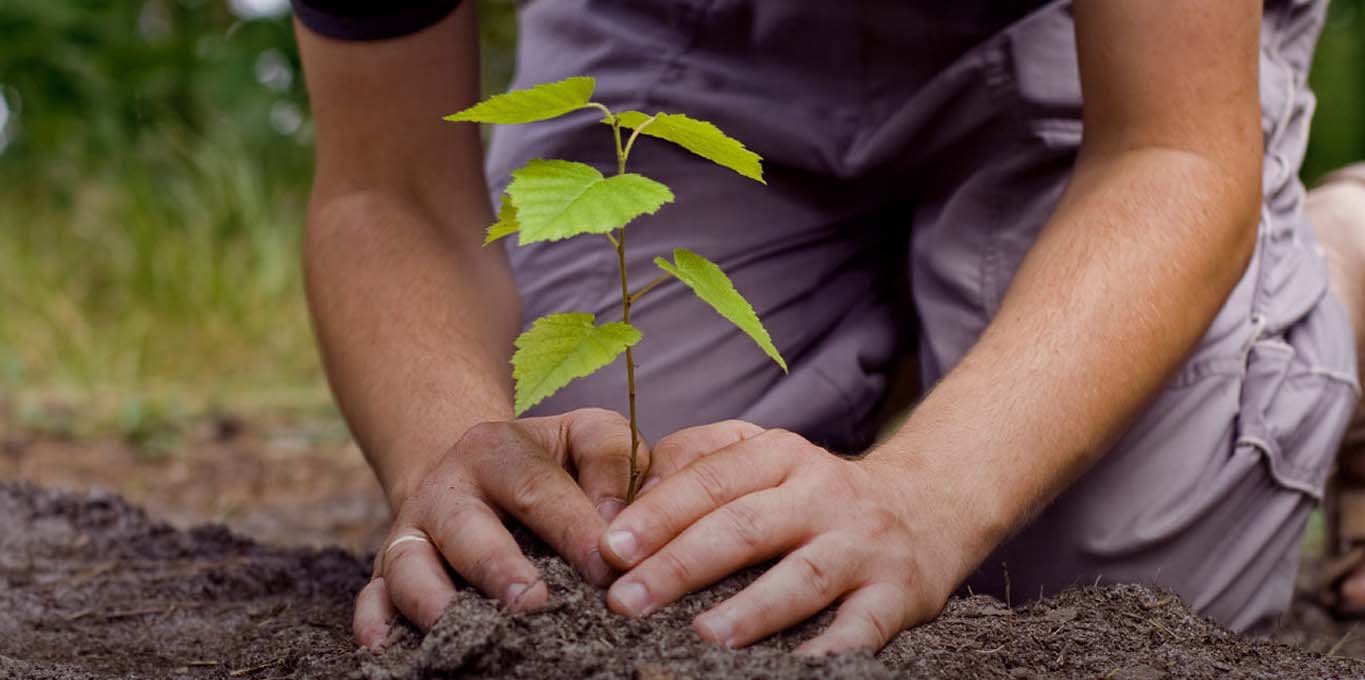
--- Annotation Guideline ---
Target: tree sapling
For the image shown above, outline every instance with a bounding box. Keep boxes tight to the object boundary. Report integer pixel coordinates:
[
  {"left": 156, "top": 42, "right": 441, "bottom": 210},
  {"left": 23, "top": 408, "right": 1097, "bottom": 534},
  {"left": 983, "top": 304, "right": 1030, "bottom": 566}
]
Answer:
[{"left": 446, "top": 76, "right": 787, "bottom": 501}]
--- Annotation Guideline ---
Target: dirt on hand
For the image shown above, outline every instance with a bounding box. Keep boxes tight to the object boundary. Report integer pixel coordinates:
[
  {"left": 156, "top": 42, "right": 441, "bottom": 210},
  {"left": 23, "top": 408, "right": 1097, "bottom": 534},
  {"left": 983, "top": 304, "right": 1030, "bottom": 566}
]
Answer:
[{"left": 3, "top": 483, "right": 1362, "bottom": 680}]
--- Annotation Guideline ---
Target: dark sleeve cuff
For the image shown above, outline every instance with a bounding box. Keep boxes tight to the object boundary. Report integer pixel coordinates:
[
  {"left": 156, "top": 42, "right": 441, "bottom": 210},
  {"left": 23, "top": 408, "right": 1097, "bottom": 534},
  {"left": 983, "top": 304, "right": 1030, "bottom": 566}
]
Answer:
[{"left": 290, "top": 0, "right": 463, "bottom": 41}]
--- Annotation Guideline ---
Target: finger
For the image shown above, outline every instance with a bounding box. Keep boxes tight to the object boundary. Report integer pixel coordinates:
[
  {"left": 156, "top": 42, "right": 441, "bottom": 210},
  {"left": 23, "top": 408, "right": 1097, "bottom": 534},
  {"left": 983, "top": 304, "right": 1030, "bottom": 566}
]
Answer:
[
  {"left": 562, "top": 408, "right": 651, "bottom": 522},
  {"left": 606, "top": 488, "right": 806, "bottom": 618},
  {"left": 640, "top": 420, "right": 763, "bottom": 495},
  {"left": 353, "top": 577, "right": 398, "bottom": 649},
  {"left": 692, "top": 537, "right": 861, "bottom": 648},
  {"left": 379, "top": 532, "right": 458, "bottom": 631},
  {"left": 794, "top": 583, "right": 910, "bottom": 656},
  {"left": 422, "top": 499, "right": 554, "bottom": 604},
  {"left": 600, "top": 429, "right": 803, "bottom": 570},
  {"left": 474, "top": 451, "right": 614, "bottom": 587}
]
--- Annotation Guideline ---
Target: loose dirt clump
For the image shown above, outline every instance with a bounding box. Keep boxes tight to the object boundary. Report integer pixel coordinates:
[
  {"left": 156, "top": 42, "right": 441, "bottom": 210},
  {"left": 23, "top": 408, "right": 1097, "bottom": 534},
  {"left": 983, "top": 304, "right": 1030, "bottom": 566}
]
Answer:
[{"left": 2, "top": 482, "right": 1362, "bottom": 679}]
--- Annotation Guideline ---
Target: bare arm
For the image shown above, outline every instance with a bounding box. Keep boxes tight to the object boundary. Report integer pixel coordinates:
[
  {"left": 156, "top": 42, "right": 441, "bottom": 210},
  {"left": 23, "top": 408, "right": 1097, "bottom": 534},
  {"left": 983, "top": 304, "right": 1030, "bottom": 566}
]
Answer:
[
  {"left": 869, "top": 0, "right": 1264, "bottom": 561},
  {"left": 298, "top": 4, "right": 519, "bottom": 508},
  {"left": 297, "top": 6, "right": 641, "bottom": 647},
  {"left": 593, "top": 0, "right": 1264, "bottom": 653}
]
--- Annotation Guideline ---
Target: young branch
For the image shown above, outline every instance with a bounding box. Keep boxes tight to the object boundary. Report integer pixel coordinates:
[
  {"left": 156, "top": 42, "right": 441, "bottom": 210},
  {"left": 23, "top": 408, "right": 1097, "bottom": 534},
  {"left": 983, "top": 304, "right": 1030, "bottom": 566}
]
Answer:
[
  {"left": 615, "top": 229, "right": 644, "bottom": 502},
  {"left": 621, "top": 114, "right": 659, "bottom": 166},
  {"left": 628, "top": 271, "right": 674, "bottom": 304},
  {"left": 607, "top": 109, "right": 645, "bottom": 502}
]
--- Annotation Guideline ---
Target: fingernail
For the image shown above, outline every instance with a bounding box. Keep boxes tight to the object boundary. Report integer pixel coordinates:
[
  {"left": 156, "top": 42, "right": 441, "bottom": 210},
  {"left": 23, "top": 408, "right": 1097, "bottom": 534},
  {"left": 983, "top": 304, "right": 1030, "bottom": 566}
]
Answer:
[
  {"left": 695, "top": 611, "right": 736, "bottom": 647},
  {"left": 596, "top": 498, "right": 626, "bottom": 522},
  {"left": 586, "top": 549, "right": 614, "bottom": 586},
  {"left": 610, "top": 580, "right": 652, "bottom": 617},
  {"left": 503, "top": 582, "right": 530, "bottom": 608},
  {"left": 604, "top": 530, "right": 639, "bottom": 564}
]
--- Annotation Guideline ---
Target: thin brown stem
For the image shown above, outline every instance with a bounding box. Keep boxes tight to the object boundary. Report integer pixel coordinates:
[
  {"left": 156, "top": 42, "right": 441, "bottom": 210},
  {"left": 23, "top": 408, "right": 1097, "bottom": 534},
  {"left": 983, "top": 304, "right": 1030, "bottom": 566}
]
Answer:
[
  {"left": 616, "top": 229, "right": 643, "bottom": 502},
  {"left": 608, "top": 113, "right": 645, "bottom": 502},
  {"left": 628, "top": 271, "right": 674, "bottom": 305}
]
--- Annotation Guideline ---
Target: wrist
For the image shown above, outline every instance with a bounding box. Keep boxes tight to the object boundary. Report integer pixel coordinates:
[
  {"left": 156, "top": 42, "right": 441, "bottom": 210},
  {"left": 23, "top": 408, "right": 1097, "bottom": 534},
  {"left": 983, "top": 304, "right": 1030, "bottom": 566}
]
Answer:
[
  {"left": 376, "top": 400, "right": 517, "bottom": 509},
  {"left": 374, "top": 445, "right": 444, "bottom": 510},
  {"left": 861, "top": 445, "right": 1015, "bottom": 587}
]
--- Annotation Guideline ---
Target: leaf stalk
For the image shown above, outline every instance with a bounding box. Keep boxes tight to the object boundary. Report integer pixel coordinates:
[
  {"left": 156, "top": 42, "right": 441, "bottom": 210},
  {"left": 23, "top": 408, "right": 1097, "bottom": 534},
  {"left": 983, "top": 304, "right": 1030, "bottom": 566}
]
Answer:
[{"left": 628, "top": 271, "right": 674, "bottom": 304}]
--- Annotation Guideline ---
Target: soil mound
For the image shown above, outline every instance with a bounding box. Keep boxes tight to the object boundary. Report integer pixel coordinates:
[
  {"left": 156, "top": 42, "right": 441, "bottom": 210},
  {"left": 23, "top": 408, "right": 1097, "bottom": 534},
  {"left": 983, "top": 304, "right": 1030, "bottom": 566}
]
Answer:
[{"left": 1, "top": 483, "right": 1359, "bottom": 679}]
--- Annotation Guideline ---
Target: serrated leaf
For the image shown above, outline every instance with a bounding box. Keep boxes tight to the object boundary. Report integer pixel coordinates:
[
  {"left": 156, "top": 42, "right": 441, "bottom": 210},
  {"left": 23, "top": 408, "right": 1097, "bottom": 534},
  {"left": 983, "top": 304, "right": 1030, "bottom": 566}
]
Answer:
[
  {"left": 506, "top": 159, "right": 674, "bottom": 244},
  {"left": 445, "top": 76, "right": 596, "bottom": 125},
  {"left": 655, "top": 248, "right": 786, "bottom": 372},
  {"left": 617, "top": 111, "right": 765, "bottom": 184},
  {"left": 511, "top": 313, "right": 642, "bottom": 415},
  {"left": 484, "top": 195, "right": 519, "bottom": 245}
]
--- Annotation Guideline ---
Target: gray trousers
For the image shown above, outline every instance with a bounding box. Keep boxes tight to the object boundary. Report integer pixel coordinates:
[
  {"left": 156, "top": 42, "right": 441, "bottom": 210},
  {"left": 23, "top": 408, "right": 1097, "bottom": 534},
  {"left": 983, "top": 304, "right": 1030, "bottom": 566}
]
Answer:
[{"left": 485, "top": 0, "right": 1359, "bottom": 631}]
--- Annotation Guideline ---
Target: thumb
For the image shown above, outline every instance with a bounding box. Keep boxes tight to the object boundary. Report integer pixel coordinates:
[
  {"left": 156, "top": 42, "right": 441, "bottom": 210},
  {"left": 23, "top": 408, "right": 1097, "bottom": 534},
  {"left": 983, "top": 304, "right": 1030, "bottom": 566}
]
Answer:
[
  {"left": 562, "top": 408, "right": 652, "bottom": 522},
  {"left": 640, "top": 420, "right": 763, "bottom": 495}
]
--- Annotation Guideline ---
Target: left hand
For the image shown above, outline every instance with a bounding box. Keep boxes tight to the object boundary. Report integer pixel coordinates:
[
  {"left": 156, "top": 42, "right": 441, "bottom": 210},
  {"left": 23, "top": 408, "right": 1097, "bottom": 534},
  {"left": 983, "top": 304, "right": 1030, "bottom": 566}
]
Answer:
[{"left": 597, "top": 421, "right": 979, "bottom": 655}]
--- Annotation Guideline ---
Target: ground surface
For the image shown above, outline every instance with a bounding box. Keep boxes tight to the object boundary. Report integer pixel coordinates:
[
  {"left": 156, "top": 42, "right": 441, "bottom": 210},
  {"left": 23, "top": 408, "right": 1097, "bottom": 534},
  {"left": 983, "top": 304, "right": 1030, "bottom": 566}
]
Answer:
[{"left": 4, "top": 418, "right": 1365, "bottom": 678}]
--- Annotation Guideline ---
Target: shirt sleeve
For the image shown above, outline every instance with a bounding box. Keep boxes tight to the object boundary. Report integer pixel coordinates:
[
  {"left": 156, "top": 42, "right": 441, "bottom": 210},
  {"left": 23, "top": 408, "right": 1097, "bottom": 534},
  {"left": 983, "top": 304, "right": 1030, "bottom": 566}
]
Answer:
[{"left": 290, "top": 0, "right": 464, "bottom": 41}]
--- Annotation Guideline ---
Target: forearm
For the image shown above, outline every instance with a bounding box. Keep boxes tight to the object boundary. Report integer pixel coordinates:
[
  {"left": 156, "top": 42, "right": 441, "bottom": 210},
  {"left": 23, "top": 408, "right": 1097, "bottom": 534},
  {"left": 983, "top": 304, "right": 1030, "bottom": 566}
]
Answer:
[
  {"left": 305, "top": 192, "right": 519, "bottom": 508},
  {"left": 296, "top": 4, "right": 519, "bottom": 507},
  {"left": 869, "top": 147, "right": 1260, "bottom": 571},
  {"left": 865, "top": 0, "right": 1263, "bottom": 581}
]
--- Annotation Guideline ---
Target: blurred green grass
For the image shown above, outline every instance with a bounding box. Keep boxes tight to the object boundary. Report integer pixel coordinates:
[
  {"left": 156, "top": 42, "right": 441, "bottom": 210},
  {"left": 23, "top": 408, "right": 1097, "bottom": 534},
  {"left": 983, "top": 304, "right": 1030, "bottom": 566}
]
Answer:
[
  {"left": 0, "top": 0, "right": 517, "bottom": 432},
  {"left": 1306, "top": 0, "right": 1365, "bottom": 183},
  {"left": 0, "top": 0, "right": 1361, "bottom": 435}
]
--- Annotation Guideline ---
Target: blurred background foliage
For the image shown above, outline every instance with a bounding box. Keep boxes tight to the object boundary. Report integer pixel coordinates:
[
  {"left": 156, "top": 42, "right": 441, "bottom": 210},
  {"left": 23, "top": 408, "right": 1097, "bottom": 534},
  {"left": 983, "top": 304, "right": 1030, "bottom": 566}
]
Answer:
[
  {"left": 0, "top": 0, "right": 1361, "bottom": 432},
  {"left": 0, "top": 0, "right": 517, "bottom": 432}
]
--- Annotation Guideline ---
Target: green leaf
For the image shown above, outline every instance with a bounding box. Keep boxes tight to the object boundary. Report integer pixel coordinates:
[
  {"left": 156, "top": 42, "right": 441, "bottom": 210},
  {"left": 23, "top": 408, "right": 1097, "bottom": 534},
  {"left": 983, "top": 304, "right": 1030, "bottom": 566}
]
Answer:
[
  {"left": 511, "top": 313, "right": 642, "bottom": 415},
  {"left": 617, "top": 111, "right": 765, "bottom": 184},
  {"left": 445, "top": 76, "right": 596, "bottom": 125},
  {"left": 484, "top": 195, "right": 519, "bottom": 245},
  {"left": 506, "top": 159, "right": 674, "bottom": 244},
  {"left": 655, "top": 248, "right": 787, "bottom": 372}
]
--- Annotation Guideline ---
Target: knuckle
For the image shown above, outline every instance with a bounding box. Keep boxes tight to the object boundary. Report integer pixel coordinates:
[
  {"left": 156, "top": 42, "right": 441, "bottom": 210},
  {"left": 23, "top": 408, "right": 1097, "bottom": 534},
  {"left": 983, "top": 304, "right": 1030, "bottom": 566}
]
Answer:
[
  {"left": 654, "top": 549, "right": 696, "bottom": 586},
  {"left": 414, "top": 597, "right": 448, "bottom": 630},
  {"left": 718, "top": 419, "right": 761, "bottom": 434},
  {"left": 862, "top": 504, "right": 901, "bottom": 542},
  {"left": 791, "top": 552, "right": 836, "bottom": 599},
  {"left": 688, "top": 458, "right": 733, "bottom": 507},
  {"left": 506, "top": 465, "right": 558, "bottom": 516},
  {"left": 652, "top": 432, "right": 685, "bottom": 460},
  {"left": 470, "top": 552, "right": 522, "bottom": 592},
  {"left": 822, "top": 465, "right": 860, "bottom": 503},
  {"left": 859, "top": 608, "right": 895, "bottom": 649},
  {"left": 574, "top": 407, "right": 626, "bottom": 426},
  {"left": 717, "top": 502, "right": 766, "bottom": 552},
  {"left": 591, "top": 441, "right": 633, "bottom": 466},
  {"left": 429, "top": 501, "right": 474, "bottom": 549},
  {"left": 466, "top": 551, "right": 499, "bottom": 589},
  {"left": 761, "top": 428, "right": 801, "bottom": 448}
]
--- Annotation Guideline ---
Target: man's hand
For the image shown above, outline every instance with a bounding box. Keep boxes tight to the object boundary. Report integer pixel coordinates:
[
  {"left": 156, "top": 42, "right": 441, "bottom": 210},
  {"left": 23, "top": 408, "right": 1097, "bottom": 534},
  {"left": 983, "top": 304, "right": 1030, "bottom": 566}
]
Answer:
[
  {"left": 596, "top": 422, "right": 975, "bottom": 655},
  {"left": 353, "top": 408, "right": 649, "bottom": 648}
]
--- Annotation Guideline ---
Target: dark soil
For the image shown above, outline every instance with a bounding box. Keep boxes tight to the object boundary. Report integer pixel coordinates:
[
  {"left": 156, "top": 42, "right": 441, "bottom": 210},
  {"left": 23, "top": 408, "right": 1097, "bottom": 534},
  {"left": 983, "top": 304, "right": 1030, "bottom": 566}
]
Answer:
[{"left": 4, "top": 483, "right": 1364, "bottom": 679}]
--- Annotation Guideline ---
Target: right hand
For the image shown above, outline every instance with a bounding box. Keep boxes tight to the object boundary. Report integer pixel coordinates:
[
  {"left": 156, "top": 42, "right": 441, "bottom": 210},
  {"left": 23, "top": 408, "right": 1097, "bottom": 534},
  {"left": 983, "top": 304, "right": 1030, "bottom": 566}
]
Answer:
[{"left": 352, "top": 408, "right": 650, "bottom": 648}]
